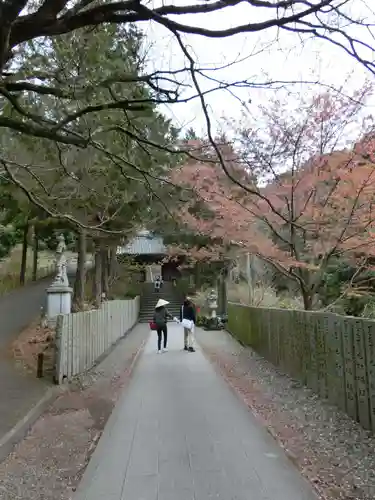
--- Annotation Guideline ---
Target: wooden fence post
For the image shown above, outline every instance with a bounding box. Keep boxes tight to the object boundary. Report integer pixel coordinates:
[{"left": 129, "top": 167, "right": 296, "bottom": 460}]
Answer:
[
  {"left": 53, "top": 314, "right": 64, "bottom": 384},
  {"left": 37, "top": 352, "right": 44, "bottom": 378}
]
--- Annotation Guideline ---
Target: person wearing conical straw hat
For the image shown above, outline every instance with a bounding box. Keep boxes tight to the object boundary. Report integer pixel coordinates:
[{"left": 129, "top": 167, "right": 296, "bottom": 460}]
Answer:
[{"left": 153, "top": 299, "right": 173, "bottom": 353}]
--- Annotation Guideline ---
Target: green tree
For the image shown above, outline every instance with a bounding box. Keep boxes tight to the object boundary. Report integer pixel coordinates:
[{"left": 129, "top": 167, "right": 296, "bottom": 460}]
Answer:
[
  {"left": 0, "top": 2, "right": 373, "bottom": 170},
  {"left": 2, "top": 23, "right": 179, "bottom": 224},
  {"left": 2, "top": 23, "right": 180, "bottom": 306},
  {"left": 184, "top": 128, "right": 198, "bottom": 141}
]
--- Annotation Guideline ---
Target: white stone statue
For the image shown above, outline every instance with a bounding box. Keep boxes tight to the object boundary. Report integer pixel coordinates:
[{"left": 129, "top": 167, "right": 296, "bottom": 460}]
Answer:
[
  {"left": 46, "top": 234, "right": 72, "bottom": 326},
  {"left": 53, "top": 234, "right": 69, "bottom": 286}
]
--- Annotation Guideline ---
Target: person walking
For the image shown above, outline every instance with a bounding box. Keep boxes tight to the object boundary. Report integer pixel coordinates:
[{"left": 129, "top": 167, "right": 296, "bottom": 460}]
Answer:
[
  {"left": 154, "top": 276, "right": 161, "bottom": 293},
  {"left": 153, "top": 299, "right": 172, "bottom": 353},
  {"left": 180, "top": 296, "right": 196, "bottom": 352}
]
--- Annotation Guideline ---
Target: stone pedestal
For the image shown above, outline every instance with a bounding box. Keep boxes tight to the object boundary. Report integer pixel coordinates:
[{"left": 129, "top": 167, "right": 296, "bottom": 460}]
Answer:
[
  {"left": 46, "top": 284, "right": 73, "bottom": 327},
  {"left": 207, "top": 289, "right": 218, "bottom": 319},
  {"left": 208, "top": 304, "right": 217, "bottom": 319}
]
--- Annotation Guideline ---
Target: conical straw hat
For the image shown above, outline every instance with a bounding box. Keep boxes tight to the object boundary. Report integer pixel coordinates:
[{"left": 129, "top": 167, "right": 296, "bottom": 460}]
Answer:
[{"left": 155, "top": 299, "right": 169, "bottom": 308}]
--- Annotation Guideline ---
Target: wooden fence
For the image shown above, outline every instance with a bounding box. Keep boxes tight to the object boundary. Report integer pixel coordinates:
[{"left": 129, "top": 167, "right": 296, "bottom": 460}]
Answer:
[
  {"left": 55, "top": 297, "right": 140, "bottom": 383},
  {"left": 228, "top": 302, "right": 375, "bottom": 432}
]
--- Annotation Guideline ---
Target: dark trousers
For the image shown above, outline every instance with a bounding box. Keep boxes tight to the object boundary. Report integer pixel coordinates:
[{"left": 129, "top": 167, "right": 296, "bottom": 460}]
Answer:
[{"left": 157, "top": 325, "right": 168, "bottom": 350}]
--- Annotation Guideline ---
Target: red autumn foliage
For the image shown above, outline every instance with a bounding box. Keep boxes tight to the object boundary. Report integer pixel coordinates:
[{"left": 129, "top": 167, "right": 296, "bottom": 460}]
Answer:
[
  {"left": 170, "top": 157, "right": 280, "bottom": 261},
  {"left": 170, "top": 88, "right": 375, "bottom": 302}
]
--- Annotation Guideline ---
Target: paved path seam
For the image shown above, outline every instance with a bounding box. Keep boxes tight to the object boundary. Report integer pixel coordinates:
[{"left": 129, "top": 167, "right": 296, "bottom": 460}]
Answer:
[{"left": 74, "top": 325, "right": 319, "bottom": 500}]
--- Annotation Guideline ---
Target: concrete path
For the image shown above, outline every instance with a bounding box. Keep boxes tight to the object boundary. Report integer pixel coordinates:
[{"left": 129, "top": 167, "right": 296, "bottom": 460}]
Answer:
[
  {"left": 0, "top": 277, "right": 53, "bottom": 439},
  {"left": 0, "top": 259, "right": 81, "bottom": 348},
  {"left": 74, "top": 324, "right": 318, "bottom": 500},
  {"left": 0, "top": 277, "right": 50, "bottom": 348},
  {"left": 0, "top": 264, "right": 80, "bottom": 441}
]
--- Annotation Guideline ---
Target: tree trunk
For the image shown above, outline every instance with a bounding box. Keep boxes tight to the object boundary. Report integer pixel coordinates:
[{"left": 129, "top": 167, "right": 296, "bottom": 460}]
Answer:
[
  {"left": 194, "top": 262, "right": 201, "bottom": 288},
  {"left": 101, "top": 248, "right": 109, "bottom": 298},
  {"left": 109, "top": 245, "right": 118, "bottom": 280},
  {"left": 93, "top": 245, "right": 102, "bottom": 308},
  {"left": 73, "top": 230, "right": 86, "bottom": 311},
  {"left": 217, "top": 272, "right": 228, "bottom": 316},
  {"left": 301, "top": 287, "right": 313, "bottom": 310},
  {"left": 246, "top": 252, "right": 253, "bottom": 305},
  {"left": 32, "top": 225, "right": 39, "bottom": 281},
  {"left": 19, "top": 221, "right": 29, "bottom": 285}
]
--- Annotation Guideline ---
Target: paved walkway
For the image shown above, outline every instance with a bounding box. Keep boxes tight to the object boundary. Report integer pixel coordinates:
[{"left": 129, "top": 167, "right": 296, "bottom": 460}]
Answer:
[
  {"left": 0, "top": 277, "right": 53, "bottom": 439},
  {"left": 74, "top": 324, "right": 318, "bottom": 500},
  {"left": 0, "top": 266, "right": 78, "bottom": 440},
  {"left": 0, "top": 277, "right": 50, "bottom": 348}
]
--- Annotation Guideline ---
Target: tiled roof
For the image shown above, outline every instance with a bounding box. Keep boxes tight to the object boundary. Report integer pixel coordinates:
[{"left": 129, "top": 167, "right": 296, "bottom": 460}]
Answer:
[{"left": 117, "top": 234, "right": 167, "bottom": 256}]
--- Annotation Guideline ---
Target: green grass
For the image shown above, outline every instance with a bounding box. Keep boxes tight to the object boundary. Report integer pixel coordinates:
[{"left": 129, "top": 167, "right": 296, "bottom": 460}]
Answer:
[
  {"left": 83, "top": 265, "right": 141, "bottom": 305},
  {"left": 0, "top": 245, "right": 56, "bottom": 296}
]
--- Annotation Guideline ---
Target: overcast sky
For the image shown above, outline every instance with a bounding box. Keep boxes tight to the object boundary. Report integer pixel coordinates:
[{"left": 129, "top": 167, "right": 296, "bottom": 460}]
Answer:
[{"left": 141, "top": 0, "right": 375, "bottom": 140}]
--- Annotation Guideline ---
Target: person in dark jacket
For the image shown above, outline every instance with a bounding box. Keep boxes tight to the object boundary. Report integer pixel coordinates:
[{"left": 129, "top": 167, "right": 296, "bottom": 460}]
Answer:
[
  {"left": 153, "top": 299, "right": 173, "bottom": 353},
  {"left": 154, "top": 276, "right": 161, "bottom": 292},
  {"left": 180, "top": 296, "right": 196, "bottom": 352}
]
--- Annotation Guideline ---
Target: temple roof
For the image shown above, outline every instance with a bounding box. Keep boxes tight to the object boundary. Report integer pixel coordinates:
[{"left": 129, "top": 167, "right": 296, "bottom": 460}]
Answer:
[{"left": 117, "top": 231, "right": 167, "bottom": 256}]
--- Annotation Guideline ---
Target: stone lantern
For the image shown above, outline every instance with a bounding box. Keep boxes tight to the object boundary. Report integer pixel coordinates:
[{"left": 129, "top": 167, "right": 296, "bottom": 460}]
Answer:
[{"left": 207, "top": 289, "right": 218, "bottom": 319}]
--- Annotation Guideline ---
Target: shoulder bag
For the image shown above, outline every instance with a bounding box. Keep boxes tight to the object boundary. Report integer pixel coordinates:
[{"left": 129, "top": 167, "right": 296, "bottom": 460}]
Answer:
[{"left": 181, "top": 305, "right": 193, "bottom": 330}]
